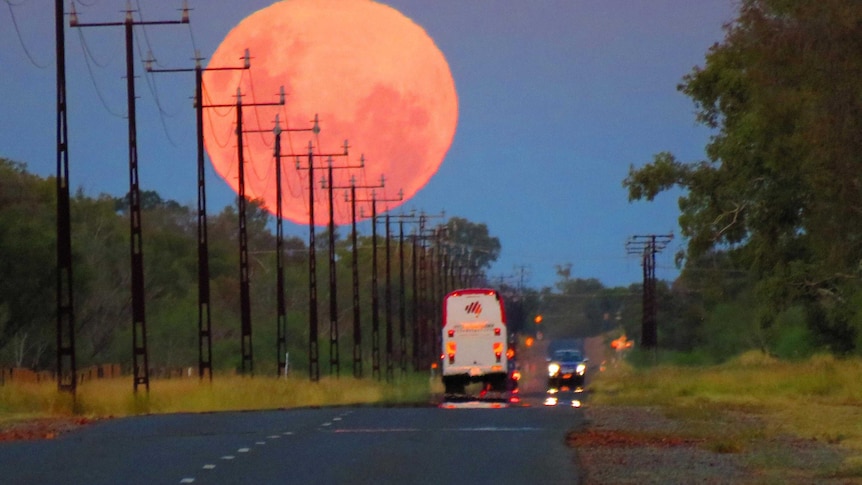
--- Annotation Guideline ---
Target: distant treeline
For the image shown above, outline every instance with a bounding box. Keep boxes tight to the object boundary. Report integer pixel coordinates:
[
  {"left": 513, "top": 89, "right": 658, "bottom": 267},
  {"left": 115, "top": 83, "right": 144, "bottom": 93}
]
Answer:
[{"left": 0, "top": 157, "right": 504, "bottom": 374}]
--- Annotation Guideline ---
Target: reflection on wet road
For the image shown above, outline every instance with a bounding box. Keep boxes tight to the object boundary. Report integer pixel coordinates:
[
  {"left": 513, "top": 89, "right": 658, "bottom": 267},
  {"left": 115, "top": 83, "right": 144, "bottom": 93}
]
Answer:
[{"left": 544, "top": 386, "right": 586, "bottom": 408}]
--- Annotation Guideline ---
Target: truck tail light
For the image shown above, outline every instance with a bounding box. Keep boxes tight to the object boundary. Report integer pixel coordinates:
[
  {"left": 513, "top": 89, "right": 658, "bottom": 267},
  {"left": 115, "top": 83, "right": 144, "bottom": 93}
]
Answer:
[
  {"left": 447, "top": 329, "right": 455, "bottom": 338},
  {"left": 493, "top": 342, "right": 503, "bottom": 362},
  {"left": 446, "top": 341, "right": 456, "bottom": 363},
  {"left": 494, "top": 327, "right": 501, "bottom": 336}
]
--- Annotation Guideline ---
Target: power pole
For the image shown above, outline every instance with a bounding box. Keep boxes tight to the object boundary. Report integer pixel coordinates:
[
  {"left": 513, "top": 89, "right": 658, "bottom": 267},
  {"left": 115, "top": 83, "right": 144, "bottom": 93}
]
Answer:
[
  {"left": 356, "top": 185, "right": 401, "bottom": 380},
  {"left": 414, "top": 214, "right": 429, "bottom": 371},
  {"left": 71, "top": 1, "right": 189, "bottom": 393},
  {"left": 272, "top": 117, "right": 315, "bottom": 376},
  {"left": 319, "top": 154, "right": 363, "bottom": 378},
  {"left": 431, "top": 224, "right": 448, "bottom": 365},
  {"left": 413, "top": 212, "right": 444, "bottom": 370},
  {"left": 205, "top": 86, "right": 284, "bottom": 376},
  {"left": 398, "top": 217, "right": 408, "bottom": 376},
  {"left": 378, "top": 199, "right": 410, "bottom": 382},
  {"left": 247, "top": 115, "right": 316, "bottom": 376},
  {"left": 56, "top": 0, "right": 75, "bottom": 394},
  {"left": 339, "top": 171, "right": 383, "bottom": 379},
  {"left": 389, "top": 212, "right": 418, "bottom": 375},
  {"left": 626, "top": 234, "right": 673, "bottom": 349},
  {"left": 428, "top": 225, "right": 441, "bottom": 364},
  {"left": 292, "top": 133, "right": 349, "bottom": 382},
  {"left": 146, "top": 48, "right": 251, "bottom": 381}
]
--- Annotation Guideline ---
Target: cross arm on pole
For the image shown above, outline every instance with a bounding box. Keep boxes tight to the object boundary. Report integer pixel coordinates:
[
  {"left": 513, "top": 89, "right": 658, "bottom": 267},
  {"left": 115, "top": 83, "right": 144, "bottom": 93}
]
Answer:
[{"left": 70, "top": 1, "right": 189, "bottom": 28}]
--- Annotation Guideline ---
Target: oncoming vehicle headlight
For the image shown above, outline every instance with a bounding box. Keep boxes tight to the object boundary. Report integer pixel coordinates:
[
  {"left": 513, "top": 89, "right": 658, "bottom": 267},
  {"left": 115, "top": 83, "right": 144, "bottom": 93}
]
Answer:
[
  {"left": 576, "top": 363, "right": 586, "bottom": 375},
  {"left": 548, "top": 363, "right": 560, "bottom": 376}
]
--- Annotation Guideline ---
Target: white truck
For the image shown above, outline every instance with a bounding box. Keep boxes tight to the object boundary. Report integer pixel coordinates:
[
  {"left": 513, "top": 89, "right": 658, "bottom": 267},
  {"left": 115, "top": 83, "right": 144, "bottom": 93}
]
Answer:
[{"left": 441, "top": 288, "right": 509, "bottom": 396}]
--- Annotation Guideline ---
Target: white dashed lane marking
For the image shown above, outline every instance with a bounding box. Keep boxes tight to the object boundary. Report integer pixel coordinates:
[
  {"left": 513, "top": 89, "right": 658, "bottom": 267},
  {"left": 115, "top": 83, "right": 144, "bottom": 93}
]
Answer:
[
  {"left": 329, "top": 426, "right": 542, "bottom": 433},
  {"left": 182, "top": 427, "right": 303, "bottom": 483}
]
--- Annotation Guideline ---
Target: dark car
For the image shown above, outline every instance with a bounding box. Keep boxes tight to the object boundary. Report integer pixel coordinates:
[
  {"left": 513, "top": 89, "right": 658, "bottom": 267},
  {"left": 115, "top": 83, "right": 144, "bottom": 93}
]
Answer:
[{"left": 547, "top": 348, "right": 587, "bottom": 391}]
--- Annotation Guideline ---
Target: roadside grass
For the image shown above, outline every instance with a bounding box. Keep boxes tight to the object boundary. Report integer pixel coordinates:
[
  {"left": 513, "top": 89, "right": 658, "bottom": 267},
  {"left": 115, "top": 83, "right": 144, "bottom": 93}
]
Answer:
[
  {"left": 589, "top": 351, "right": 862, "bottom": 478},
  {"left": 0, "top": 373, "right": 436, "bottom": 423}
]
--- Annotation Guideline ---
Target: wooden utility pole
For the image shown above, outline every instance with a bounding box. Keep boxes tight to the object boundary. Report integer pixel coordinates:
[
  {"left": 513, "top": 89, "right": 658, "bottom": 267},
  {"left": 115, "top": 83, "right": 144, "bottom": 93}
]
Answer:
[
  {"left": 72, "top": 2, "right": 189, "bottom": 392},
  {"left": 626, "top": 234, "right": 673, "bottom": 349}
]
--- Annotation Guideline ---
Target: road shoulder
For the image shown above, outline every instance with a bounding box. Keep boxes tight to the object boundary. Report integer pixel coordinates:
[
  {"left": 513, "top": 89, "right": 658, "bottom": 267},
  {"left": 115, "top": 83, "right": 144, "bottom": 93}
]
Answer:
[{"left": 569, "top": 404, "right": 851, "bottom": 484}]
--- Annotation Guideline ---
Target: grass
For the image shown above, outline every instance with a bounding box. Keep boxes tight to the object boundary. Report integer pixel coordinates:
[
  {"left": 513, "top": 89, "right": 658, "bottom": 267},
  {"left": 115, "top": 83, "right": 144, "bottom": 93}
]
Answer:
[
  {"left": 0, "top": 373, "right": 437, "bottom": 423},
  {"left": 590, "top": 351, "right": 862, "bottom": 478}
]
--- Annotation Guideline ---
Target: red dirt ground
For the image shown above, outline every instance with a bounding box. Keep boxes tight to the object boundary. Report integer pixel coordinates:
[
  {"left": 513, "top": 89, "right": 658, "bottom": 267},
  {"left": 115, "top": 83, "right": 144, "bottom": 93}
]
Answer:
[{"left": 0, "top": 417, "right": 93, "bottom": 441}]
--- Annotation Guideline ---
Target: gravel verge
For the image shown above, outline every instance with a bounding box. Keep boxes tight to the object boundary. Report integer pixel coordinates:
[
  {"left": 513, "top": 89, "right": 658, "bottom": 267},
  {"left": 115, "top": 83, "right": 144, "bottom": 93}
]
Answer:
[
  {"left": 570, "top": 404, "right": 857, "bottom": 485},
  {"left": 0, "top": 417, "right": 94, "bottom": 441}
]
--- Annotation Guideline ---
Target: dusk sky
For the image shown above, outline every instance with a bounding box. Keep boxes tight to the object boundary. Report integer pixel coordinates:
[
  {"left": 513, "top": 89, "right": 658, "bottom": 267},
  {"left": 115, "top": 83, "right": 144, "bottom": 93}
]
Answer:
[{"left": 1, "top": 0, "right": 736, "bottom": 290}]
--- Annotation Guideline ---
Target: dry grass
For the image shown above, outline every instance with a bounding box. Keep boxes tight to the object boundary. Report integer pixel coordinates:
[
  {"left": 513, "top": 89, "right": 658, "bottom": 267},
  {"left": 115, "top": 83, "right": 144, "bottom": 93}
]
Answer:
[
  {"left": 0, "top": 373, "right": 435, "bottom": 423},
  {"left": 589, "top": 352, "right": 862, "bottom": 479}
]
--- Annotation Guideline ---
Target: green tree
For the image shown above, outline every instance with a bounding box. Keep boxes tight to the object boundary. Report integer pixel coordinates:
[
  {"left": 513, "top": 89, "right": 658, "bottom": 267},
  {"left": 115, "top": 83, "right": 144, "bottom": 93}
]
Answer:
[
  {"left": 72, "top": 192, "right": 129, "bottom": 363},
  {"left": 624, "top": 0, "right": 862, "bottom": 353},
  {"left": 0, "top": 158, "right": 56, "bottom": 367},
  {"left": 539, "top": 274, "right": 637, "bottom": 341},
  {"left": 444, "top": 216, "right": 501, "bottom": 276}
]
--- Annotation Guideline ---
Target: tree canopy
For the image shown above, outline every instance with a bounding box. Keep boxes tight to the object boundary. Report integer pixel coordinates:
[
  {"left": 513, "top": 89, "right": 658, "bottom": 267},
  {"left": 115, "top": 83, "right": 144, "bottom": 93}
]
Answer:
[{"left": 624, "top": 0, "right": 862, "bottom": 353}]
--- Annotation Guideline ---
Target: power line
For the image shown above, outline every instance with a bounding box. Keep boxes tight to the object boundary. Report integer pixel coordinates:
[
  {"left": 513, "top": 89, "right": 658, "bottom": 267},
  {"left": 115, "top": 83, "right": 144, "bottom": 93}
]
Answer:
[
  {"left": 74, "top": 27, "right": 125, "bottom": 118},
  {"left": 5, "top": 0, "right": 49, "bottom": 68}
]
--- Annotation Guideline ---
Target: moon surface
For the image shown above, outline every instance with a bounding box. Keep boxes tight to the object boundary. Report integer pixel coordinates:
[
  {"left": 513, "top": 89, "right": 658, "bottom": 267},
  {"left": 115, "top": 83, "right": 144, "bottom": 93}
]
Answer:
[{"left": 203, "top": 0, "right": 458, "bottom": 226}]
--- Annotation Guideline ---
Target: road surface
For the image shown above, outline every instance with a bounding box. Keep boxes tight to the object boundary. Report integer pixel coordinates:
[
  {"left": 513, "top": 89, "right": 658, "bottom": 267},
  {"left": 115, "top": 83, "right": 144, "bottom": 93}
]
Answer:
[{"left": 0, "top": 403, "right": 583, "bottom": 484}]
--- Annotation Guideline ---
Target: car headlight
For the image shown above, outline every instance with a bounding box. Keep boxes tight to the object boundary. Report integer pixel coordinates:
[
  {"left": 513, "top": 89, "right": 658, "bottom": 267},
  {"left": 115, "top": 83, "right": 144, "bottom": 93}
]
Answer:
[
  {"left": 576, "top": 363, "right": 586, "bottom": 375},
  {"left": 548, "top": 363, "right": 560, "bottom": 376}
]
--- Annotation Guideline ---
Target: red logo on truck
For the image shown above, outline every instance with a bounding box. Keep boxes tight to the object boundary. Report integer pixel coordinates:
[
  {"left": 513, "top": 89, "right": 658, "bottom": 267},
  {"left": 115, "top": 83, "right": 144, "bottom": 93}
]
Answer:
[{"left": 465, "top": 301, "right": 482, "bottom": 317}]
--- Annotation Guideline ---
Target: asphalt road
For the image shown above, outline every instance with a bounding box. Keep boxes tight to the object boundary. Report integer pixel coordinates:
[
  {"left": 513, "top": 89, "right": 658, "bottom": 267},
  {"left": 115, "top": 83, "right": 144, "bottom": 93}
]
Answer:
[{"left": 0, "top": 400, "right": 584, "bottom": 484}]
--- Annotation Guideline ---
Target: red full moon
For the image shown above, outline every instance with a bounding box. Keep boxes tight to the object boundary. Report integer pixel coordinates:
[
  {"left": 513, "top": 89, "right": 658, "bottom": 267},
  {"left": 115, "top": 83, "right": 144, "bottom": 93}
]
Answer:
[{"left": 203, "top": 0, "right": 458, "bottom": 225}]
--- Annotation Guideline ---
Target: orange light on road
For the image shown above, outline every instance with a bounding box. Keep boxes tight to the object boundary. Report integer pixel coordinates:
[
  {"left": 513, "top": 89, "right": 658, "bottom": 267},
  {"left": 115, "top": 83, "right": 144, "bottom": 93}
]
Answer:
[{"left": 525, "top": 337, "right": 534, "bottom": 347}]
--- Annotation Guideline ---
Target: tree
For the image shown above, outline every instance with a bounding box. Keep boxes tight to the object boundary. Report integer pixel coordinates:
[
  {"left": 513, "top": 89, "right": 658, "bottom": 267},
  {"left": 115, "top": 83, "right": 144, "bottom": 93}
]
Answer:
[
  {"left": 623, "top": 0, "right": 862, "bottom": 353},
  {"left": 443, "top": 216, "right": 501, "bottom": 276},
  {"left": 0, "top": 158, "right": 56, "bottom": 366},
  {"left": 72, "top": 193, "right": 130, "bottom": 362}
]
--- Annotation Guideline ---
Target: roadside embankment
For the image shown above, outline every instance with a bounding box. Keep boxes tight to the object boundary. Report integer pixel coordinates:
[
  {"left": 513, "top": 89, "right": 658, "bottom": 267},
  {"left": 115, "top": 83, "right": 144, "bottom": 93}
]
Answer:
[{"left": 574, "top": 352, "right": 862, "bottom": 484}]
